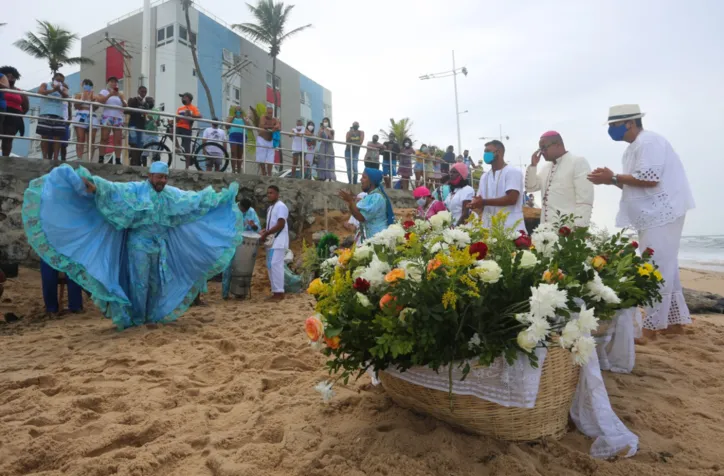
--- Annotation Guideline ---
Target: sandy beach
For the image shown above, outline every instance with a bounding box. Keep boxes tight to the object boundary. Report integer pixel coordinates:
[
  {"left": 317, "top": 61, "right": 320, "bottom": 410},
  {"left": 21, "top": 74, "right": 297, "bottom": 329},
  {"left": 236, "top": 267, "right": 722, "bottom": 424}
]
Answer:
[{"left": 1, "top": 235, "right": 723, "bottom": 475}]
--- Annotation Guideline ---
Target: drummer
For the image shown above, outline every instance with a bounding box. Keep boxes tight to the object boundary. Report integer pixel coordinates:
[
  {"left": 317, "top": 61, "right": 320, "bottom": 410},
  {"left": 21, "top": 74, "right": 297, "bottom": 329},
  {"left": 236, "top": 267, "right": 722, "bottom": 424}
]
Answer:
[{"left": 222, "top": 198, "right": 262, "bottom": 299}]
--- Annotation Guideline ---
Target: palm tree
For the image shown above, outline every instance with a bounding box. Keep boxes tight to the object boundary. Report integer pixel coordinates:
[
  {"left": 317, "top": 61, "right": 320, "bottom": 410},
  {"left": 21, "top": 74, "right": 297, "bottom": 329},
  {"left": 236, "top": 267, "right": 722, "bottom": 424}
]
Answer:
[
  {"left": 232, "top": 0, "right": 312, "bottom": 117},
  {"left": 380, "top": 118, "right": 414, "bottom": 143},
  {"left": 14, "top": 21, "right": 94, "bottom": 76},
  {"left": 182, "top": 0, "right": 216, "bottom": 119}
]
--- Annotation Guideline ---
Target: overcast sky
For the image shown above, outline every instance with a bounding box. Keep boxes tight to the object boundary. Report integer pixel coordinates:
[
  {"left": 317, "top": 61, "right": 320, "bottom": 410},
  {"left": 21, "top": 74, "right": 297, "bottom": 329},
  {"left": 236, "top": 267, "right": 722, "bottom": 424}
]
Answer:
[{"left": 2, "top": 0, "right": 722, "bottom": 236}]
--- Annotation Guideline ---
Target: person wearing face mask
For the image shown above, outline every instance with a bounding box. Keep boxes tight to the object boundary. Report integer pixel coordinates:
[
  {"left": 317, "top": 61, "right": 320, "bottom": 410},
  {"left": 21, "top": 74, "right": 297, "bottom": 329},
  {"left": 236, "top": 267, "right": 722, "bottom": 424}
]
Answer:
[
  {"left": 338, "top": 168, "right": 395, "bottom": 241},
  {"left": 588, "top": 104, "right": 695, "bottom": 337},
  {"left": 382, "top": 133, "right": 400, "bottom": 188},
  {"left": 72, "top": 79, "right": 99, "bottom": 161},
  {"left": 414, "top": 186, "right": 447, "bottom": 221},
  {"left": 397, "top": 137, "right": 414, "bottom": 191},
  {"left": 226, "top": 106, "right": 250, "bottom": 174},
  {"left": 127, "top": 86, "right": 149, "bottom": 166},
  {"left": 97, "top": 77, "right": 128, "bottom": 164},
  {"left": 303, "top": 121, "right": 316, "bottom": 179},
  {"left": 290, "top": 118, "right": 305, "bottom": 178},
  {"left": 445, "top": 163, "right": 475, "bottom": 226},
  {"left": 23, "top": 160, "right": 244, "bottom": 329},
  {"left": 176, "top": 92, "right": 203, "bottom": 169},
  {"left": 469, "top": 140, "right": 526, "bottom": 233},
  {"left": 140, "top": 96, "right": 159, "bottom": 167},
  {"left": 363, "top": 134, "right": 384, "bottom": 170},
  {"left": 345, "top": 121, "right": 365, "bottom": 184},
  {"left": 36, "top": 72, "right": 70, "bottom": 160},
  {"left": 0, "top": 66, "right": 30, "bottom": 157},
  {"left": 526, "top": 130, "right": 593, "bottom": 227},
  {"left": 317, "top": 117, "right": 336, "bottom": 181},
  {"left": 414, "top": 144, "right": 428, "bottom": 185},
  {"left": 201, "top": 118, "right": 228, "bottom": 172}
]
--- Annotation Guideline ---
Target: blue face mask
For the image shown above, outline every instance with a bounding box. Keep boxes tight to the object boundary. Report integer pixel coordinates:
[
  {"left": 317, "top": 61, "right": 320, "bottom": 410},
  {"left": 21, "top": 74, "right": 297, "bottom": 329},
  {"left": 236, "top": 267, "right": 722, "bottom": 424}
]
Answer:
[
  {"left": 416, "top": 198, "right": 427, "bottom": 208},
  {"left": 608, "top": 124, "right": 628, "bottom": 141},
  {"left": 83, "top": 85, "right": 92, "bottom": 92},
  {"left": 235, "top": 111, "right": 241, "bottom": 117},
  {"left": 483, "top": 151, "right": 496, "bottom": 164}
]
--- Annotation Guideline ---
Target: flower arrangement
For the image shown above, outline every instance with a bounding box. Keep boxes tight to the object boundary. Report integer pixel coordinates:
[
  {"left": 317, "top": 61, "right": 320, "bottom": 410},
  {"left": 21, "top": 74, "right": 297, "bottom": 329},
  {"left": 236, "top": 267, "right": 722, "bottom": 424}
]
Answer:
[{"left": 304, "top": 212, "right": 662, "bottom": 396}]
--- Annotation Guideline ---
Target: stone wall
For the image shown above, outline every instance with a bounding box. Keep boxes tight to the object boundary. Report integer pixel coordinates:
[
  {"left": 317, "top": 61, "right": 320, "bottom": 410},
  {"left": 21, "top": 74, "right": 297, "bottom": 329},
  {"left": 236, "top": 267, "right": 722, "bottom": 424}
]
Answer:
[{"left": 0, "top": 157, "right": 416, "bottom": 266}]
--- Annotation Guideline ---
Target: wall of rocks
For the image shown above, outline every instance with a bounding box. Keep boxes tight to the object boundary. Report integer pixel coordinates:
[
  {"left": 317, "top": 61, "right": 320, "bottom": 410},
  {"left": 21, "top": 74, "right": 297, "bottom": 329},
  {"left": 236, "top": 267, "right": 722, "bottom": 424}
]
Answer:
[{"left": 0, "top": 157, "right": 416, "bottom": 267}]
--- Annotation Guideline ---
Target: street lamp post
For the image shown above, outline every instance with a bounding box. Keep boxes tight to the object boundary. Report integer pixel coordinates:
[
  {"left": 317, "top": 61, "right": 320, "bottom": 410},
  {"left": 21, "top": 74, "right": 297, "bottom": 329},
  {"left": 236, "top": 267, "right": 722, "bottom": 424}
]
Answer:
[
  {"left": 479, "top": 124, "right": 510, "bottom": 142},
  {"left": 419, "top": 50, "right": 468, "bottom": 155}
]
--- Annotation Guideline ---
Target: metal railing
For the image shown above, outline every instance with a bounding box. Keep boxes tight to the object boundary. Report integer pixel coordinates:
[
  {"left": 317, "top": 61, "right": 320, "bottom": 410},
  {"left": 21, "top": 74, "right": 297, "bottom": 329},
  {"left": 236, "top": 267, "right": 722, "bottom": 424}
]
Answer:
[{"left": 0, "top": 89, "right": 479, "bottom": 190}]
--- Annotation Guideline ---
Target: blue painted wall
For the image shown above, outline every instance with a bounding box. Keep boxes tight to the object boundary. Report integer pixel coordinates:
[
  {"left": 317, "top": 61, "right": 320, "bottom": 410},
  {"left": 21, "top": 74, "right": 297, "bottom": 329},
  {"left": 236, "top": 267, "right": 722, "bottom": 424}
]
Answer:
[
  {"left": 299, "top": 74, "right": 324, "bottom": 127},
  {"left": 14, "top": 72, "right": 80, "bottom": 156},
  {"left": 196, "top": 13, "right": 240, "bottom": 121}
]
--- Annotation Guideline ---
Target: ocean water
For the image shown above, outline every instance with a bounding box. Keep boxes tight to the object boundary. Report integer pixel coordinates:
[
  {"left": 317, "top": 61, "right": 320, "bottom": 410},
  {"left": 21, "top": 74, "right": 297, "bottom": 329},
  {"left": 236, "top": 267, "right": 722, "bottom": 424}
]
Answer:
[{"left": 678, "top": 235, "right": 724, "bottom": 273}]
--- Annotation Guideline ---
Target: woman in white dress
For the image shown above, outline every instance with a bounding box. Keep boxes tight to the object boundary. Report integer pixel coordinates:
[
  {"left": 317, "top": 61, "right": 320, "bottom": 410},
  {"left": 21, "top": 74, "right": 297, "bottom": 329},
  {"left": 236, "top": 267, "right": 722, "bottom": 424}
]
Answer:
[{"left": 444, "top": 162, "right": 475, "bottom": 226}]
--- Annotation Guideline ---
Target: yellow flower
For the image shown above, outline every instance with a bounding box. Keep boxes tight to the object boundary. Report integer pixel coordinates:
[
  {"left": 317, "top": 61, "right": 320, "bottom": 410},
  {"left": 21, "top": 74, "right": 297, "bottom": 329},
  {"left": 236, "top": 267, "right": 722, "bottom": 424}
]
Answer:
[
  {"left": 427, "top": 259, "right": 442, "bottom": 274},
  {"left": 653, "top": 270, "right": 663, "bottom": 281},
  {"left": 384, "top": 268, "right": 406, "bottom": 284},
  {"left": 592, "top": 255, "right": 607, "bottom": 271},
  {"left": 307, "top": 278, "right": 326, "bottom": 296},
  {"left": 337, "top": 248, "right": 353, "bottom": 266},
  {"left": 442, "top": 289, "right": 458, "bottom": 309},
  {"left": 643, "top": 263, "right": 654, "bottom": 273},
  {"left": 542, "top": 269, "right": 565, "bottom": 283},
  {"left": 637, "top": 265, "right": 651, "bottom": 277}
]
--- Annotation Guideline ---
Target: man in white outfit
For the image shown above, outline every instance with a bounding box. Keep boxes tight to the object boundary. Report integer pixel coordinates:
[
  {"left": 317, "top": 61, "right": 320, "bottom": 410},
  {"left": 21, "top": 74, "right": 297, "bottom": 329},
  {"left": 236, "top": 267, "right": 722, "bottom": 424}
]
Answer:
[
  {"left": 469, "top": 140, "right": 526, "bottom": 233},
  {"left": 526, "top": 131, "right": 594, "bottom": 227},
  {"left": 259, "top": 185, "right": 289, "bottom": 301},
  {"left": 588, "top": 104, "right": 695, "bottom": 337}
]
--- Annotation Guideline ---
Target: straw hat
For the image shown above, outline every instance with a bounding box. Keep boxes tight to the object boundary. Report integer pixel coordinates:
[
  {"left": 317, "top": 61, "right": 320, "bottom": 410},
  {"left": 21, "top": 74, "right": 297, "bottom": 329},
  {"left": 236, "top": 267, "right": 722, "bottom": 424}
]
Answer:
[{"left": 606, "top": 104, "right": 646, "bottom": 124}]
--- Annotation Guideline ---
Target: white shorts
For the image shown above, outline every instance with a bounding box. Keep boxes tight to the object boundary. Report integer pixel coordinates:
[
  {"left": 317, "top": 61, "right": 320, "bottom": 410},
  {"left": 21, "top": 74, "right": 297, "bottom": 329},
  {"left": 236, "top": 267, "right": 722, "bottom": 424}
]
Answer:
[
  {"left": 73, "top": 111, "right": 100, "bottom": 129},
  {"left": 256, "top": 136, "right": 275, "bottom": 164}
]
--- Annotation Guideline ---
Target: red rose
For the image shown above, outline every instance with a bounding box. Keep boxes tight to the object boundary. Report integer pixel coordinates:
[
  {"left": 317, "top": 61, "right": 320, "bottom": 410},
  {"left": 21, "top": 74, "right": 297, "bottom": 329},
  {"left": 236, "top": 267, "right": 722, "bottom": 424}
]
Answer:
[
  {"left": 469, "top": 242, "right": 488, "bottom": 260},
  {"left": 403, "top": 220, "right": 416, "bottom": 230},
  {"left": 644, "top": 247, "right": 654, "bottom": 257},
  {"left": 404, "top": 232, "right": 411, "bottom": 241},
  {"left": 558, "top": 226, "right": 571, "bottom": 237},
  {"left": 630, "top": 241, "right": 639, "bottom": 249},
  {"left": 353, "top": 278, "right": 371, "bottom": 293},
  {"left": 514, "top": 232, "right": 532, "bottom": 249}
]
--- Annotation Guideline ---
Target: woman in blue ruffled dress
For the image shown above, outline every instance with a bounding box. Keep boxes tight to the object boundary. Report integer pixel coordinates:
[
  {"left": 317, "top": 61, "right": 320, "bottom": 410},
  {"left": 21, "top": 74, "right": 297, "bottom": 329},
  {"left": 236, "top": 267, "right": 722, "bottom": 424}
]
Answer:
[
  {"left": 338, "top": 168, "right": 395, "bottom": 242},
  {"left": 22, "top": 161, "right": 243, "bottom": 330}
]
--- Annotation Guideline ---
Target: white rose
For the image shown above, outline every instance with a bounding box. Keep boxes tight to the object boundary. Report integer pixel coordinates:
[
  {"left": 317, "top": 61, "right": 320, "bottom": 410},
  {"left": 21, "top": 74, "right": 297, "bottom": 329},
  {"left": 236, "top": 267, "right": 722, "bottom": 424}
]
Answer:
[
  {"left": 429, "top": 211, "right": 452, "bottom": 229},
  {"left": 399, "top": 307, "right": 416, "bottom": 323},
  {"left": 474, "top": 260, "right": 502, "bottom": 284},
  {"left": 354, "top": 245, "right": 373, "bottom": 260},
  {"left": 398, "top": 260, "right": 423, "bottom": 283},
  {"left": 517, "top": 329, "right": 539, "bottom": 352},
  {"left": 518, "top": 250, "right": 539, "bottom": 269},
  {"left": 356, "top": 292, "right": 372, "bottom": 308}
]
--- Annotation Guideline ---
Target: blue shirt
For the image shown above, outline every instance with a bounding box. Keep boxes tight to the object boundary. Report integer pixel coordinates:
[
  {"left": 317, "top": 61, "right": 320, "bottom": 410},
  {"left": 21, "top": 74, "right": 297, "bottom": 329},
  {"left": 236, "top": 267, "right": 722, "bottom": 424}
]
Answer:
[
  {"left": 357, "top": 190, "right": 389, "bottom": 240},
  {"left": 241, "top": 207, "right": 261, "bottom": 232}
]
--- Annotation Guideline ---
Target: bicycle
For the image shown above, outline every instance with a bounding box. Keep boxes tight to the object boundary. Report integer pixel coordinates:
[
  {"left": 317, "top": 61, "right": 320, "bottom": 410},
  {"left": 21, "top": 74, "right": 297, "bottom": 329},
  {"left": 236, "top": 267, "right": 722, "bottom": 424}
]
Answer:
[{"left": 142, "top": 120, "right": 230, "bottom": 172}]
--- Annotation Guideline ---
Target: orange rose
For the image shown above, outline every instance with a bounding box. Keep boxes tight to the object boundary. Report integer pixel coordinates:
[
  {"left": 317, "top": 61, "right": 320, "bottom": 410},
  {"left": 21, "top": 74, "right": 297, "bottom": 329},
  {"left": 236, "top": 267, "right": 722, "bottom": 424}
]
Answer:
[
  {"left": 384, "top": 268, "right": 406, "bottom": 284},
  {"left": 427, "top": 259, "right": 442, "bottom": 273},
  {"left": 592, "top": 255, "right": 607, "bottom": 271},
  {"left": 324, "top": 335, "right": 341, "bottom": 350},
  {"left": 542, "top": 269, "right": 565, "bottom": 283},
  {"left": 380, "top": 293, "right": 402, "bottom": 314},
  {"left": 304, "top": 315, "right": 324, "bottom": 342}
]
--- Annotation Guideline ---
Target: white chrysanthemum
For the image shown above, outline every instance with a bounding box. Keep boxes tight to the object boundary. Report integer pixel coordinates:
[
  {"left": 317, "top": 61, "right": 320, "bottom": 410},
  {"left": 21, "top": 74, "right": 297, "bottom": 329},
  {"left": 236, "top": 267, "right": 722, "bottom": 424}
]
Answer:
[
  {"left": 515, "top": 312, "right": 531, "bottom": 324},
  {"left": 586, "top": 273, "right": 621, "bottom": 304},
  {"left": 526, "top": 315, "right": 551, "bottom": 341},
  {"left": 429, "top": 211, "right": 452, "bottom": 229},
  {"left": 529, "top": 283, "right": 568, "bottom": 319},
  {"left": 518, "top": 250, "right": 540, "bottom": 269},
  {"left": 414, "top": 219, "right": 431, "bottom": 232},
  {"left": 571, "top": 336, "right": 596, "bottom": 366},
  {"left": 353, "top": 244, "right": 374, "bottom": 261},
  {"left": 531, "top": 229, "right": 559, "bottom": 258},
  {"left": 427, "top": 241, "right": 450, "bottom": 253},
  {"left": 367, "top": 224, "right": 406, "bottom": 248},
  {"left": 577, "top": 307, "right": 599, "bottom": 334},
  {"left": 398, "top": 260, "right": 423, "bottom": 283},
  {"left": 468, "top": 333, "right": 482, "bottom": 350},
  {"left": 314, "top": 381, "right": 335, "bottom": 402},
  {"left": 474, "top": 260, "right": 502, "bottom": 283},
  {"left": 442, "top": 228, "right": 471, "bottom": 248},
  {"left": 356, "top": 292, "right": 372, "bottom": 308},
  {"left": 358, "top": 255, "right": 391, "bottom": 289},
  {"left": 517, "top": 328, "right": 539, "bottom": 352},
  {"left": 320, "top": 256, "right": 339, "bottom": 278},
  {"left": 559, "top": 321, "right": 582, "bottom": 348}
]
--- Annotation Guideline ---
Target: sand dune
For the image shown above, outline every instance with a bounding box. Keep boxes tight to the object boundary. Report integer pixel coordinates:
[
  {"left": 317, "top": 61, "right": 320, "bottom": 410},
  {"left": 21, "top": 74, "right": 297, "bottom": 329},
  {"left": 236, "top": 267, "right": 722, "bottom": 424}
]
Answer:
[{"left": 1, "top": 259, "right": 723, "bottom": 475}]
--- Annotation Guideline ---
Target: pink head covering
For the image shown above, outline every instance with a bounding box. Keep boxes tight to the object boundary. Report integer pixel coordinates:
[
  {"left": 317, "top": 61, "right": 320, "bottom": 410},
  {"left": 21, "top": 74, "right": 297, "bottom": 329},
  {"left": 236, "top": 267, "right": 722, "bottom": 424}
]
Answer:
[
  {"left": 540, "top": 130, "right": 560, "bottom": 138},
  {"left": 413, "top": 186, "right": 431, "bottom": 199},
  {"left": 451, "top": 162, "right": 469, "bottom": 179}
]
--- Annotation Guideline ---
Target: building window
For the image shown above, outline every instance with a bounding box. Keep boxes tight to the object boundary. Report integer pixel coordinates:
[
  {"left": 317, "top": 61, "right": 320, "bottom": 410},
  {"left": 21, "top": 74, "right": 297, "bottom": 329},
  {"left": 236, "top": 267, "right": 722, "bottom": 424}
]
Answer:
[
  {"left": 233, "top": 87, "right": 240, "bottom": 101},
  {"left": 157, "top": 24, "right": 174, "bottom": 46},
  {"left": 160, "top": 64, "right": 166, "bottom": 73},
  {"left": 300, "top": 91, "right": 305, "bottom": 105},
  {"left": 192, "top": 68, "right": 196, "bottom": 77},
  {"left": 159, "top": 103, "right": 165, "bottom": 112},
  {"left": 179, "top": 25, "right": 197, "bottom": 47},
  {"left": 266, "top": 72, "right": 281, "bottom": 90},
  {"left": 189, "top": 31, "right": 197, "bottom": 46}
]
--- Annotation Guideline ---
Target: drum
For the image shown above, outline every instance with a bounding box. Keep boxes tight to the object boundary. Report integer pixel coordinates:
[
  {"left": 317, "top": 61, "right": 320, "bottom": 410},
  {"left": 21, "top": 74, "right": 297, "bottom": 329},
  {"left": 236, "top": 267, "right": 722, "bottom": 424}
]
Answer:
[{"left": 230, "top": 231, "right": 261, "bottom": 298}]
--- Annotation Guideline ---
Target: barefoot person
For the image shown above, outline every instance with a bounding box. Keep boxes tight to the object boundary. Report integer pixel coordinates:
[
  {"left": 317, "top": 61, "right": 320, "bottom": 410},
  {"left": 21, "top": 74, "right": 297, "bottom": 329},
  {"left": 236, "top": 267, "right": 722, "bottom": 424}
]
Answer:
[
  {"left": 526, "top": 131, "right": 594, "bottom": 227},
  {"left": 259, "top": 185, "right": 289, "bottom": 301},
  {"left": 257, "top": 106, "right": 280, "bottom": 177},
  {"left": 22, "top": 161, "right": 243, "bottom": 329},
  {"left": 588, "top": 104, "right": 695, "bottom": 337}
]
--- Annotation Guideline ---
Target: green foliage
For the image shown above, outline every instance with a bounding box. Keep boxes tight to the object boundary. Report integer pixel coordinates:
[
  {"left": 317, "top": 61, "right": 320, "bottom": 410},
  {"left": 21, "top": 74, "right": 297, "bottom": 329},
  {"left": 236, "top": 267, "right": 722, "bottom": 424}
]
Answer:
[{"left": 14, "top": 20, "right": 95, "bottom": 75}]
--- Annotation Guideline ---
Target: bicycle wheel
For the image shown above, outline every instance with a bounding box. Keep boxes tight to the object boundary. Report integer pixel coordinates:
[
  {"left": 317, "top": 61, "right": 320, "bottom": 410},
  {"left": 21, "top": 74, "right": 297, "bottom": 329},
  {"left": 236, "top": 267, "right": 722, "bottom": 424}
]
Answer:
[
  {"left": 193, "top": 142, "right": 229, "bottom": 172},
  {"left": 142, "top": 141, "right": 172, "bottom": 167}
]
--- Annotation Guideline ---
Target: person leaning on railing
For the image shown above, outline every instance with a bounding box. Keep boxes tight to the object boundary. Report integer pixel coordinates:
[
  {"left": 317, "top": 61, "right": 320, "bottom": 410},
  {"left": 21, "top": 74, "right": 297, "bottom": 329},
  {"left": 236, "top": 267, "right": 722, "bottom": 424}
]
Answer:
[
  {"left": 176, "top": 92, "right": 202, "bottom": 169},
  {"left": 226, "top": 106, "right": 251, "bottom": 174},
  {"left": 97, "top": 76, "right": 127, "bottom": 164},
  {"left": 36, "top": 72, "right": 70, "bottom": 161},
  {"left": 72, "top": 79, "right": 100, "bottom": 161},
  {"left": 0, "top": 66, "right": 30, "bottom": 158}
]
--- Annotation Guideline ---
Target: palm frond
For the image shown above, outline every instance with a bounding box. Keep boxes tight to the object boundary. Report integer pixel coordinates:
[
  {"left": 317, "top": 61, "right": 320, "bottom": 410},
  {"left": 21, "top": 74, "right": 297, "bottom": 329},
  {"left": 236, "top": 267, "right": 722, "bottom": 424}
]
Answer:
[
  {"left": 232, "top": 0, "right": 311, "bottom": 58},
  {"left": 14, "top": 20, "right": 93, "bottom": 74}
]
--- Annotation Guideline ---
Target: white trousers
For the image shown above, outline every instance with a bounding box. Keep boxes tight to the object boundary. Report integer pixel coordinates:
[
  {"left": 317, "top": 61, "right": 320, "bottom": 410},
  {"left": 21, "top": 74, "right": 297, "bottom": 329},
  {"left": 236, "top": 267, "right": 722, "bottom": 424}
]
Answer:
[
  {"left": 638, "top": 215, "right": 691, "bottom": 330},
  {"left": 266, "top": 248, "right": 285, "bottom": 293},
  {"left": 256, "top": 137, "right": 275, "bottom": 164}
]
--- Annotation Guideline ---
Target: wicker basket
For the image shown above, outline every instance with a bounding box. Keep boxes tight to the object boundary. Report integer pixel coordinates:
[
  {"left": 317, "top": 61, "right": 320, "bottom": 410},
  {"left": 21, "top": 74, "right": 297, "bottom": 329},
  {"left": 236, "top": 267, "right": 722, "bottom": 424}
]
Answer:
[{"left": 379, "top": 347, "right": 580, "bottom": 441}]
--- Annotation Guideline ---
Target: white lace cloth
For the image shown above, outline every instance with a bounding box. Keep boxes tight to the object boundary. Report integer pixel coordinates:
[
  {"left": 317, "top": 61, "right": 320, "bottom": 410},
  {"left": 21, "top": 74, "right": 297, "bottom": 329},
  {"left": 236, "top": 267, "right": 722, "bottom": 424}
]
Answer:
[
  {"left": 371, "top": 346, "right": 639, "bottom": 459},
  {"left": 595, "top": 308, "right": 642, "bottom": 374}
]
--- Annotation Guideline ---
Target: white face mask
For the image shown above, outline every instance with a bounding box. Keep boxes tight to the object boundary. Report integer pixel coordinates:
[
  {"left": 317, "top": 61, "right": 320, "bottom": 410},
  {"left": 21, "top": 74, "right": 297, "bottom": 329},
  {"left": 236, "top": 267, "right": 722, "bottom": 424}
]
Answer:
[
  {"left": 323, "top": 122, "right": 329, "bottom": 127},
  {"left": 53, "top": 81, "right": 62, "bottom": 88},
  {"left": 307, "top": 125, "right": 314, "bottom": 132},
  {"left": 416, "top": 198, "right": 427, "bottom": 207}
]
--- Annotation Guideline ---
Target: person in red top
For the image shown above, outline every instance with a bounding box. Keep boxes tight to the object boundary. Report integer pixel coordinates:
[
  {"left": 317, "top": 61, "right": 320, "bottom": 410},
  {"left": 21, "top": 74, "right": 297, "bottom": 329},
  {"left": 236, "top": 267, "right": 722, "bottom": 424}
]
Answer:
[
  {"left": 0, "top": 66, "right": 30, "bottom": 157},
  {"left": 175, "top": 92, "right": 202, "bottom": 169}
]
